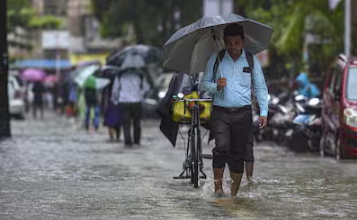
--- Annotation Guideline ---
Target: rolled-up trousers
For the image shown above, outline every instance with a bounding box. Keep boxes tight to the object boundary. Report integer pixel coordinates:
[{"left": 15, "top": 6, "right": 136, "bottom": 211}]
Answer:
[{"left": 211, "top": 105, "right": 253, "bottom": 174}]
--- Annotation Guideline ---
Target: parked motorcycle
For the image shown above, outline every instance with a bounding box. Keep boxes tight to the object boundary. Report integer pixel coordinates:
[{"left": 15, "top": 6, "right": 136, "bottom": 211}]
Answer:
[
  {"left": 254, "top": 91, "right": 293, "bottom": 143},
  {"left": 285, "top": 95, "right": 322, "bottom": 152}
]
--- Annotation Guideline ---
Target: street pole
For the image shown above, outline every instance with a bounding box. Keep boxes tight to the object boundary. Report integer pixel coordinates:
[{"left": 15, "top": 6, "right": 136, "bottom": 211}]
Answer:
[
  {"left": 345, "top": 0, "right": 351, "bottom": 58},
  {"left": 0, "top": 0, "right": 11, "bottom": 139},
  {"left": 55, "top": 32, "right": 61, "bottom": 80}
]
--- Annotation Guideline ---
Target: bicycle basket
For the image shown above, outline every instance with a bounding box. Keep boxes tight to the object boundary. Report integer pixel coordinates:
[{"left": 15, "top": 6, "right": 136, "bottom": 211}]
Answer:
[{"left": 171, "top": 91, "right": 212, "bottom": 124}]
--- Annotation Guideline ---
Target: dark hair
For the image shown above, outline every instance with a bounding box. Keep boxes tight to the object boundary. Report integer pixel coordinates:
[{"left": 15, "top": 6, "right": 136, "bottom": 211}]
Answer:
[{"left": 223, "top": 24, "right": 244, "bottom": 40}]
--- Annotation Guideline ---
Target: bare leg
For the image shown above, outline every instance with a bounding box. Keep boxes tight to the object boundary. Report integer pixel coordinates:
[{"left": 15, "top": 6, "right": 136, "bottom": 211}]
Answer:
[
  {"left": 213, "top": 168, "right": 225, "bottom": 197},
  {"left": 108, "top": 128, "right": 115, "bottom": 142},
  {"left": 245, "top": 162, "right": 254, "bottom": 182}
]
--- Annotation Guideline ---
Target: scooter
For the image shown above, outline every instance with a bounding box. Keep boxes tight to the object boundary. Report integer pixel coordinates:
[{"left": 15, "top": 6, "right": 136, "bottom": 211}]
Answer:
[
  {"left": 254, "top": 91, "right": 293, "bottom": 144},
  {"left": 285, "top": 95, "right": 322, "bottom": 152}
]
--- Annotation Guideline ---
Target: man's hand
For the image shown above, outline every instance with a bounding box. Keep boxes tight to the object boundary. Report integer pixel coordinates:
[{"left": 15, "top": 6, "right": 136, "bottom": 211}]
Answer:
[
  {"left": 217, "top": 77, "right": 227, "bottom": 91},
  {"left": 259, "top": 116, "right": 268, "bottom": 129}
]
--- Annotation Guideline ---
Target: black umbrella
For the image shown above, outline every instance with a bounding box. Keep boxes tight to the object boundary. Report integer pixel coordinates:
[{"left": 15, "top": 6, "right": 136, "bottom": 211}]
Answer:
[{"left": 106, "top": 44, "right": 161, "bottom": 69}]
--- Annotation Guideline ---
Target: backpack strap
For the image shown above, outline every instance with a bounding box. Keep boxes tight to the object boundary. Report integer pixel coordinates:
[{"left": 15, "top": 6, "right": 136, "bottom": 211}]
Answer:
[
  {"left": 211, "top": 50, "right": 255, "bottom": 98},
  {"left": 245, "top": 51, "right": 260, "bottom": 111},
  {"left": 245, "top": 51, "right": 255, "bottom": 93},
  {"left": 245, "top": 51, "right": 254, "bottom": 73}
]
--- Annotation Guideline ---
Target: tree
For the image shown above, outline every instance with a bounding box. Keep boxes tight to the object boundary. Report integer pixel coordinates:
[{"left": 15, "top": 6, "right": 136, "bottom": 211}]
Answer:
[
  {"left": 234, "top": 0, "right": 292, "bottom": 78},
  {"left": 7, "top": 0, "right": 63, "bottom": 51},
  {"left": 91, "top": 0, "right": 202, "bottom": 46},
  {"left": 235, "top": 0, "right": 344, "bottom": 77}
]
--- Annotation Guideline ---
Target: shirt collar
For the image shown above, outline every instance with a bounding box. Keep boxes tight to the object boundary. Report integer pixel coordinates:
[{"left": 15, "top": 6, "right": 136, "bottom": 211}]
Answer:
[{"left": 224, "top": 49, "right": 246, "bottom": 60}]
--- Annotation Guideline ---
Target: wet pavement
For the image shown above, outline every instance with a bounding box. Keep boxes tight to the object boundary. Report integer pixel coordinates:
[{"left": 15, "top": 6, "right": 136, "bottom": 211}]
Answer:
[{"left": 1, "top": 112, "right": 357, "bottom": 220}]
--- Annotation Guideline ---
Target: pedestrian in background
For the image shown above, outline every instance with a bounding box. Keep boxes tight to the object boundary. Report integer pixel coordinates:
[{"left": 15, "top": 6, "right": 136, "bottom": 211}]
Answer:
[
  {"left": 32, "top": 81, "right": 45, "bottom": 119},
  {"left": 84, "top": 87, "right": 100, "bottom": 132},
  {"left": 111, "top": 68, "right": 150, "bottom": 147},
  {"left": 102, "top": 80, "right": 121, "bottom": 142}
]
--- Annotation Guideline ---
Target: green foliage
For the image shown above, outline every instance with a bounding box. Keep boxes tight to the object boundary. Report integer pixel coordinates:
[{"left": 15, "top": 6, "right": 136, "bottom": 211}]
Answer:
[
  {"left": 7, "top": 0, "right": 63, "bottom": 32},
  {"left": 91, "top": 0, "right": 345, "bottom": 77},
  {"left": 91, "top": 0, "right": 202, "bottom": 46},
  {"left": 29, "top": 16, "right": 63, "bottom": 30},
  {"left": 7, "top": 0, "right": 63, "bottom": 54},
  {"left": 235, "top": 0, "right": 344, "bottom": 77}
]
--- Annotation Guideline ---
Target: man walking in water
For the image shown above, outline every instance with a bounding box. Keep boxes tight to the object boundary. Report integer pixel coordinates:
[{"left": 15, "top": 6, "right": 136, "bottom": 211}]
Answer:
[{"left": 200, "top": 24, "right": 268, "bottom": 197}]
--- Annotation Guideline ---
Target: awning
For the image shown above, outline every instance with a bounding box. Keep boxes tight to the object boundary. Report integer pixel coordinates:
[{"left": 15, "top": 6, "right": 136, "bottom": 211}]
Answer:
[
  {"left": 13, "top": 59, "right": 72, "bottom": 69},
  {"left": 69, "top": 53, "right": 109, "bottom": 66}
]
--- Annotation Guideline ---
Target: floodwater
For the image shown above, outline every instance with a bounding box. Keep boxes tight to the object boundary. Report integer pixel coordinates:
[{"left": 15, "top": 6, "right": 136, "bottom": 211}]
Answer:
[{"left": 0, "top": 113, "right": 356, "bottom": 219}]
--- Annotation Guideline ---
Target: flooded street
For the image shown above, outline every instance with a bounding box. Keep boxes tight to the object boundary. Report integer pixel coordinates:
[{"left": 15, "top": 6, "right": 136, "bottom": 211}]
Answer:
[{"left": 0, "top": 113, "right": 356, "bottom": 220}]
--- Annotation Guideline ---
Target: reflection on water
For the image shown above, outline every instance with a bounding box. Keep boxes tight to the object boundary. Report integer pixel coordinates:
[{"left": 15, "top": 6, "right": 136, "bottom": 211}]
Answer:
[{"left": 0, "top": 116, "right": 356, "bottom": 219}]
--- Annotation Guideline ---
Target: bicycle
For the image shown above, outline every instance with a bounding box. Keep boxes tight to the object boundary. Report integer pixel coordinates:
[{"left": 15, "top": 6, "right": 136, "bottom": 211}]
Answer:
[{"left": 172, "top": 93, "right": 212, "bottom": 188}]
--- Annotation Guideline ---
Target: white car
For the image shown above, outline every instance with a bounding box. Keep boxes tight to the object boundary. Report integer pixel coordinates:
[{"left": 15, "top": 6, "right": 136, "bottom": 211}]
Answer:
[{"left": 8, "top": 75, "right": 25, "bottom": 119}]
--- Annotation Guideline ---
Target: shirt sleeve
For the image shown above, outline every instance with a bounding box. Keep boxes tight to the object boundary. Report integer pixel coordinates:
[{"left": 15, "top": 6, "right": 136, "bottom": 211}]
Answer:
[
  {"left": 252, "top": 55, "right": 269, "bottom": 117},
  {"left": 198, "top": 53, "right": 221, "bottom": 94}
]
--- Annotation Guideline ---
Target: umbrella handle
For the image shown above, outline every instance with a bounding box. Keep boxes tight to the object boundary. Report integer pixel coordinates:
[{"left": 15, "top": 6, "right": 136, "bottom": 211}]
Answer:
[
  {"left": 211, "top": 28, "right": 225, "bottom": 96},
  {"left": 210, "top": 28, "right": 224, "bottom": 78}
]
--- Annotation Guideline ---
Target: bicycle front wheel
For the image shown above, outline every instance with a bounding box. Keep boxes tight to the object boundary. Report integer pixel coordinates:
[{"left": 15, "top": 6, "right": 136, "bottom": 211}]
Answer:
[
  {"left": 191, "top": 128, "right": 199, "bottom": 188},
  {"left": 193, "top": 127, "right": 199, "bottom": 188}
]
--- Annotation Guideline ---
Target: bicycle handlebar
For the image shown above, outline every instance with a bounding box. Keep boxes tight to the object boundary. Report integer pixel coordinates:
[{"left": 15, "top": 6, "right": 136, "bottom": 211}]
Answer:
[{"left": 173, "top": 98, "right": 212, "bottom": 102}]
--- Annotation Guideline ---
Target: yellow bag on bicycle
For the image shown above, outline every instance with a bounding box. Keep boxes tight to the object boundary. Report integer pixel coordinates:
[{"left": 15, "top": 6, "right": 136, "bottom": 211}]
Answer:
[{"left": 171, "top": 91, "right": 212, "bottom": 124}]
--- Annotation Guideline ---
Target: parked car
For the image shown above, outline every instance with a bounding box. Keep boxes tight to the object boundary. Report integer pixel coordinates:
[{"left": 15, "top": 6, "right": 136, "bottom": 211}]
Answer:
[
  {"left": 8, "top": 75, "right": 26, "bottom": 119},
  {"left": 320, "top": 54, "right": 357, "bottom": 159}
]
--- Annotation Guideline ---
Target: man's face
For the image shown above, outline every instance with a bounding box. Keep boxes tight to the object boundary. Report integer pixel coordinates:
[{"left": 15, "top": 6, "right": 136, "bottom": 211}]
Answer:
[{"left": 224, "top": 35, "right": 243, "bottom": 56}]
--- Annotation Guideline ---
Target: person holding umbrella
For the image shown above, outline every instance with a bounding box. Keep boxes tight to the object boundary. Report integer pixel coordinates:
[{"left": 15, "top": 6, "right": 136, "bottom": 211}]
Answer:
[
  {"left": 108, "top": 45, "right": 158, "bottom": 147},
  {"left": 83, "top": 76, "right": 101, "bottom": 132},
  {"left": 111, "top": 67, "right": 151, "bottom": 147},
  {"left": 73, "top": 64, "right": 110, "bottom": 132},
  {"left": 82, "top": 75, "right": 110, "bottom": 132},
  {"left": 32, "top": 81, "right": 46, "bottom": 119},
  {"left": 162, "top": 14, "right": 273, "bottom": 197},
  {"left": 200, "top": 24, "right": 268, "bottom": 197},
  {"left": 100, "top": 68, "right": 122, "bottom": 142}
]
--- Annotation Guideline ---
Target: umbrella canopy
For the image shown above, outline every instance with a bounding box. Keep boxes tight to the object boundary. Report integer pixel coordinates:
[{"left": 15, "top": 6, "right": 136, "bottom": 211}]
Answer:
[
  {"left": 99, "top": 65, "right": 121, "bottom": 80},
  {"left": 83, "top": 75, "right": 110, "bottom": 90},
  {"left": 21, "top": 69, "right": 46, "bottom": 82},
  {"left": 44, "top": 75, "right": 58, "bottom": 83},
  {"left": 74, "top": 64, "right": 100, "bottom": 86},
  {"left": 106, "top": 44, "right": 161, "bottom": 69},
  {"left": 43, "top": 75, "right": 58, "bottom": 87},
  {"left": 162, "top": 13, "right": 274, "bottom": 74}
]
